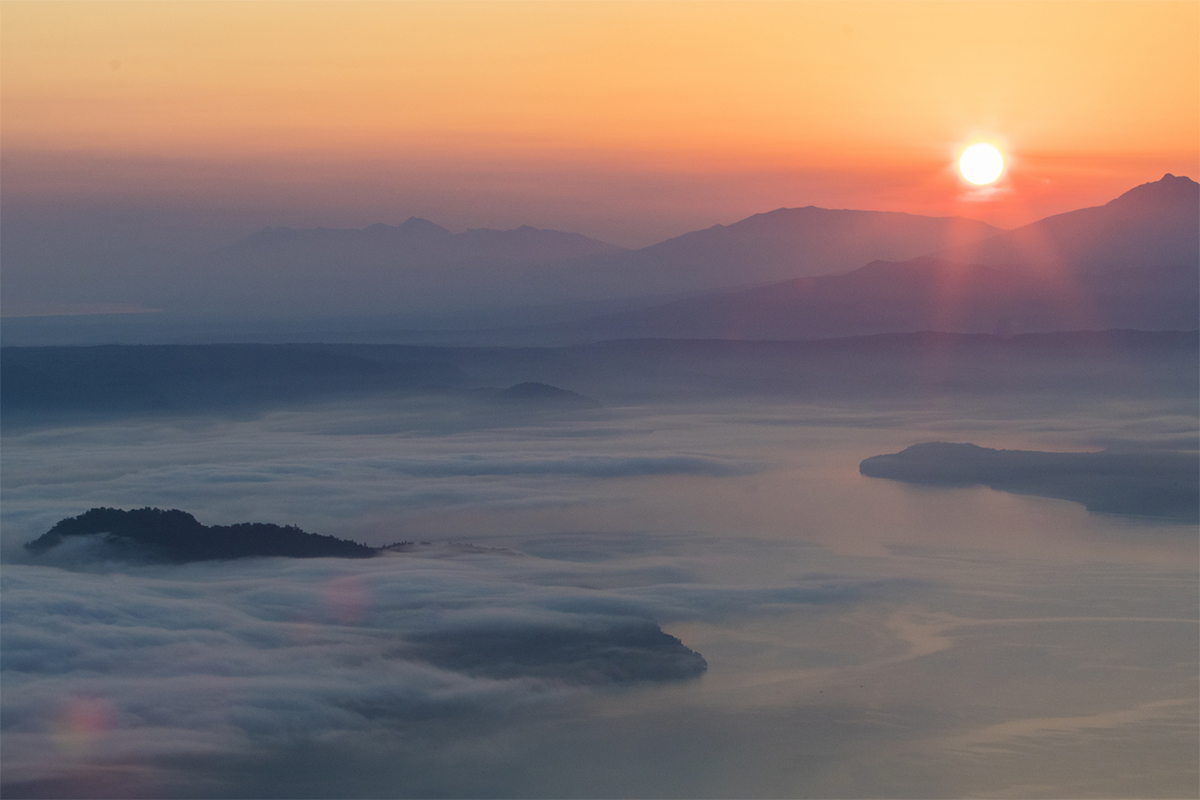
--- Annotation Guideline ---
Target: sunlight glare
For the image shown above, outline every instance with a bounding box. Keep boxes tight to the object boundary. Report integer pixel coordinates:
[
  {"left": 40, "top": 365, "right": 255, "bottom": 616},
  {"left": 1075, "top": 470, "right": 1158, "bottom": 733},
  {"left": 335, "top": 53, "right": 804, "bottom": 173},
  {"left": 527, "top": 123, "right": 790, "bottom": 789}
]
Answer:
[{"left": 958, "top": 143, "right": 1005, "bottom": 185}]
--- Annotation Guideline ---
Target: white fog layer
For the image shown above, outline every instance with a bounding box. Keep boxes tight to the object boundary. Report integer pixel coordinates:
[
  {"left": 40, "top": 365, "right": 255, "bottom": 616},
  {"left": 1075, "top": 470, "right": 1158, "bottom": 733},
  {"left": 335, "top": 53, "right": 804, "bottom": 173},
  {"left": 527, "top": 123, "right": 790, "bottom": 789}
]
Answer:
[{"left": 3, "top": 380, "right": 1196, "bottom": 798}]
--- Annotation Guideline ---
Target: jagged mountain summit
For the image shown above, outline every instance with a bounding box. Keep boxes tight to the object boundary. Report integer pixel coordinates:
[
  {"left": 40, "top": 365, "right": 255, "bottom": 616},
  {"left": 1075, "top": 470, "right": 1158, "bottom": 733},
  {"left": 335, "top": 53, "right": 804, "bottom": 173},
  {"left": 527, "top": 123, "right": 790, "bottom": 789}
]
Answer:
[{"left": 937, "top": 174, "right": 1199, "bottom": 275}]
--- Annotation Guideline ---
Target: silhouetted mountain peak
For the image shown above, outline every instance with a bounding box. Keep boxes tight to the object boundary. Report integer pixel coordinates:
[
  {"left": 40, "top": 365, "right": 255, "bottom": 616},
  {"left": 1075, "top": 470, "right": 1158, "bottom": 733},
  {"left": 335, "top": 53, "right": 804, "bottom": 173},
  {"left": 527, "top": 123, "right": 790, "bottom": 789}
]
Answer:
[
  {"left": 932, "top": 174, "right": 1200, "bottom": 277},
  {"left": 1106, "top": 173, "right": 1199, "bottom": 212},
  {"left": 398, "top": 216, "right": 454, "bottom": 237}
]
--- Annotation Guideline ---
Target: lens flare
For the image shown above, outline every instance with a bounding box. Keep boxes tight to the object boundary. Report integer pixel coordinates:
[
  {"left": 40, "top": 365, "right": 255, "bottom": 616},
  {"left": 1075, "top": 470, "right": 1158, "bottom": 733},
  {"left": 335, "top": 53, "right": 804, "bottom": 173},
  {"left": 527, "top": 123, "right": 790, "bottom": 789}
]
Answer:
[{"left": 52, "top": 696, "right": 115, "bottom": 757}]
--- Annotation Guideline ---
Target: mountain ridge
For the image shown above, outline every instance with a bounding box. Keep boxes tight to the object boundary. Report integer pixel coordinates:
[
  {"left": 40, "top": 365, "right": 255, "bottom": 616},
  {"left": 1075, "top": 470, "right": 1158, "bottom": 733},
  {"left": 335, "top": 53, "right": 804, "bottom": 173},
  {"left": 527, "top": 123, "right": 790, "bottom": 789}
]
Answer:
[
  {"left": 522, "top": 258, "right": 1197, "bottom": 342},
  {"left": 936, "top": 173, "right": 1199, "bottom": 275},
  {"left": 27, "top": 173, "right": 1200, "bottom": 341},
  {"left": 172, "top": 206, "right": 1009, "bottom": 319},
  {"left": 499, "top": 175, "right": 1199, "bottom": 342}
]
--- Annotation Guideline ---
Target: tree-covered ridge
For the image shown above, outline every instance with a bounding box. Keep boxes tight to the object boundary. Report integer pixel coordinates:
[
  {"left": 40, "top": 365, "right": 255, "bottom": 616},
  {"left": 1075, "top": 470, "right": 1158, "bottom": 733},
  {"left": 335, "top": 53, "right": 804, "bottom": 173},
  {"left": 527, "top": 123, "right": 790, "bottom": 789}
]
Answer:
[
  {"left": 860, "top": 442, "right": 1200, "bottom": 521},
  {"left": 25, "top": 507, "right": 377, "bottom": 562}
]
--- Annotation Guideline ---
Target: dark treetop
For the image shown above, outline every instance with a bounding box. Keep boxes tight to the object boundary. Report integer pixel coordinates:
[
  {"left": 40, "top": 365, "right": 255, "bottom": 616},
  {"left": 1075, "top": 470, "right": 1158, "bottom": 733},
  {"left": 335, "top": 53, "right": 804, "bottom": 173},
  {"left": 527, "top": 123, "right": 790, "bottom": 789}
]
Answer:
[
  {"left": 860, "top": 442, "right": 1199, "bottom": 521},
  {"left": 25, "top": 507, "right": 377, "bottom": 562}
]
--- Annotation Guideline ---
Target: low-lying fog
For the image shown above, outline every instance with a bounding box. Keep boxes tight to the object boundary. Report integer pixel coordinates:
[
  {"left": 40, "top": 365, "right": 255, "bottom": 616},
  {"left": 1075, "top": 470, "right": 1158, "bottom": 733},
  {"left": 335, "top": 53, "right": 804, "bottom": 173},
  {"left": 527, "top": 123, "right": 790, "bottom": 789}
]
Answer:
[{"left": 3, "top": 380, "right": 1197, "bottom": 797}]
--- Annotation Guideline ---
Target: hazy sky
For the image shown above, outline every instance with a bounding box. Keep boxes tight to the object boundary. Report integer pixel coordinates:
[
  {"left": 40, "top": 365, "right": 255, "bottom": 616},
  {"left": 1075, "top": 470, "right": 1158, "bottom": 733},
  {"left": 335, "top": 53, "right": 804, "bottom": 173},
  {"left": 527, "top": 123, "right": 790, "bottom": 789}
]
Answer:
[{"left": 3, "top": 0, "right": 1197, "bottom": 248}]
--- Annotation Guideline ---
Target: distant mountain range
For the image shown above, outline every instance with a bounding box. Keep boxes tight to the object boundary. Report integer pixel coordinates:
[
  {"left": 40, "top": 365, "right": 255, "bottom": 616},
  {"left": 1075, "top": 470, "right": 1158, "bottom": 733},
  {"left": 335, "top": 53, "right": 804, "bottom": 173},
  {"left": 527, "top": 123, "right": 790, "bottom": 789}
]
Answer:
[
  {"left": 547, "top": 207, "right": 1004, "bottom": 296},
  {"left": 167, "top": 202, "right": 1008, "bottom": 320},
  {"left": 533, "top": 260, "right": 1197, "bottom": 341},
  {"left": 524, "top": 175, "right": 1199, "bottom": 341},
  {"left": 10, "top": 173, "right": 1197, "bottom": 345},
  {"left": 937, "top": 173, "right": 1199, "bottom": 275}
]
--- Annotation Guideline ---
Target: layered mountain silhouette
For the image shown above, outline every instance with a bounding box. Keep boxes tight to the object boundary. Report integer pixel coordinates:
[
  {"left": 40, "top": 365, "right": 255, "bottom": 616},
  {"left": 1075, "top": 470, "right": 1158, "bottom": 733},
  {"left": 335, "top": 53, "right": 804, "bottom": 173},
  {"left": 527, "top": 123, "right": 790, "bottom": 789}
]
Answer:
[
  {"left": 532, "top": 259, "right": 1197, "bottom": 341},
  {"left": 553, "top": 207, "right": 1004, "bottom": 295},
  {"left": 168, "top": 209, "right": 1004, "bottom": 319},
  {"left": 524, "top": 175, "right": 1199, "bottom": 341},
  {"left": 85, "top": 174, "right": 1200, "bottom": 341},
  {"left": 937, "top": 174, "right": 1199, "bottom": 275}
]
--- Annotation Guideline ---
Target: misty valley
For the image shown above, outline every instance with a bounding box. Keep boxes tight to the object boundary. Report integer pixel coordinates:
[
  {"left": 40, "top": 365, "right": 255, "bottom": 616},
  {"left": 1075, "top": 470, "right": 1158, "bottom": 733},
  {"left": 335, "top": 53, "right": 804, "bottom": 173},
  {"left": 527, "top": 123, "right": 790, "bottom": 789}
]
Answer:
[{"left": 2, "top": 329, "right": 1196, "bottom": 798}]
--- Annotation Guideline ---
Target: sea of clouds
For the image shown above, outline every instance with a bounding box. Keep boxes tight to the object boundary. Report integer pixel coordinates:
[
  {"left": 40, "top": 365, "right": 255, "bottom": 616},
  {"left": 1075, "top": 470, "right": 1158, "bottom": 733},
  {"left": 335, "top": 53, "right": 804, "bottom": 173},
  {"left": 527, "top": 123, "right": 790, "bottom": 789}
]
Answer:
[{"left": 3, "top": 394, "right": 1196, "bottom": 797}]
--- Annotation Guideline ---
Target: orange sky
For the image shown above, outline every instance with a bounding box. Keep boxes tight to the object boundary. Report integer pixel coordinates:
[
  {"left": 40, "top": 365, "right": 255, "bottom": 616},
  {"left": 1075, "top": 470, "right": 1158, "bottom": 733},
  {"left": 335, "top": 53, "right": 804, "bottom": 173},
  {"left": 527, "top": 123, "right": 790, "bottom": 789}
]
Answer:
[{"left": 2, "top": 0, "right": 1198, "bottom": 244}]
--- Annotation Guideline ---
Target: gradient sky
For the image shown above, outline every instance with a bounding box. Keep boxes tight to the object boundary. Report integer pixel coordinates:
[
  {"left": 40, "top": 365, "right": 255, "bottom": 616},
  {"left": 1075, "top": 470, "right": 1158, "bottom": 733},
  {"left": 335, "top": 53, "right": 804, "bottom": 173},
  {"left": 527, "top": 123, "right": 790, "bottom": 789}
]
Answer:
[{"left": 2, "top": 1, "right": 1198, "bottom": 248}]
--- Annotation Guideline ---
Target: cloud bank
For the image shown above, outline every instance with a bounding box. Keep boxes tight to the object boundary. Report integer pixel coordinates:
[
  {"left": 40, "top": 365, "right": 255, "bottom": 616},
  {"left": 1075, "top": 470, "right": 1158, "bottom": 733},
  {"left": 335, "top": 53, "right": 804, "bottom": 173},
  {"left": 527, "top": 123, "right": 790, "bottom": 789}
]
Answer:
[{"left": 1, "top": 545, "right": 876, "bottom": 797}]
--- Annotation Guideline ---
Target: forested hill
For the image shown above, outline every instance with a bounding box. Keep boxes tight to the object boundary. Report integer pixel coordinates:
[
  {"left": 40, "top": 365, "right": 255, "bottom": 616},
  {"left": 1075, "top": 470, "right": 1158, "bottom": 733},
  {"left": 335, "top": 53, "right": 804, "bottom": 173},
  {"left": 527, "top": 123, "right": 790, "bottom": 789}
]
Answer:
[{"left": 25, "top": 507, "right": 377, "bottom": 562}]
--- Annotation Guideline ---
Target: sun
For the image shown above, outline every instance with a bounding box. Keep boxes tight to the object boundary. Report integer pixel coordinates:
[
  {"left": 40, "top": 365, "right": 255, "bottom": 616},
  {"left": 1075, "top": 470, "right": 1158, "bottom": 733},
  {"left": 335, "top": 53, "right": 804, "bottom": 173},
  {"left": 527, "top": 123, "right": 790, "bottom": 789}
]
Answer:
[{"left": 958, "top": 143, "right": 1005, "bottom": 185}]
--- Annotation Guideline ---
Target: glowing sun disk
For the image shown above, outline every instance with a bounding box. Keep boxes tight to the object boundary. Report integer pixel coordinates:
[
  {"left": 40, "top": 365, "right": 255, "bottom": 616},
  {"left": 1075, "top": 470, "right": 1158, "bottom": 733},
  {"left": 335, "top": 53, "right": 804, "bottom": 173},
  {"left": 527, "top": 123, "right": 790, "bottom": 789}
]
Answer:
[{"left": 959, "top": 143, "right": 1004, "bottom": 185}]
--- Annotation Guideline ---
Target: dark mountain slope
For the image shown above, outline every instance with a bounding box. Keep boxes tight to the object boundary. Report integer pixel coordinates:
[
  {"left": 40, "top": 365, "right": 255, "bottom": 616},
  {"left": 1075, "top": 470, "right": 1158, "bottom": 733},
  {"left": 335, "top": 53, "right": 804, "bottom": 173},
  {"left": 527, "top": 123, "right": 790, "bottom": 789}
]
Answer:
[
  {"left": 526, "top": 176, "right": 1199, "bottom": 342},
  {"left": 938, "top": 174, "right": 1199, "bottom": 275},
  {"left": 534, "top": 256, "right": 1198, "bottom": 341},
  {"left": 542, "top": 207, "right": 1005, "bottom": 301},
  {"left": 166, "top": 209, "right": 1004, "bottom": 320},
  {"left": 622, "top": 206, "right": 1004, "bottom": 287}
]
